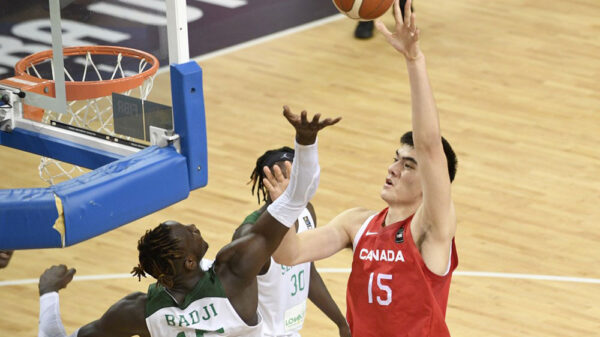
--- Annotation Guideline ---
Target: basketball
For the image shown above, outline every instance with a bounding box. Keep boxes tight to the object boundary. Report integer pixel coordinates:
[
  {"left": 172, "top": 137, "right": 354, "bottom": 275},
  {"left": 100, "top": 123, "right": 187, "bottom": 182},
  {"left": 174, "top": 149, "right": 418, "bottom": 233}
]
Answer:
[{"left": 332, "top": 0, "right": 395, "bottom": 20}]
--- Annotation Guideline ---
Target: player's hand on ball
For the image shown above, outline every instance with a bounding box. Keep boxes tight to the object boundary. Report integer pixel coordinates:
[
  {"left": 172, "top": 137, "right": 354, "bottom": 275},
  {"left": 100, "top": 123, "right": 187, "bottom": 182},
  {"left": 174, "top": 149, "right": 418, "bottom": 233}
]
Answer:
[
  {"left": 39, "top": 264, "right": 76, "bottom": 296},
  {"left": 375, "top": 0, "right": 422, "bottom": 60}
]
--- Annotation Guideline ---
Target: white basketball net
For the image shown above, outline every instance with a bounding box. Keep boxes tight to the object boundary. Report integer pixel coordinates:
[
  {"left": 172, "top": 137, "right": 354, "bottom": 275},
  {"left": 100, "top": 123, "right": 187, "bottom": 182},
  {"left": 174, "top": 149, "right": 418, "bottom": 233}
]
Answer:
[{"left": 25, "top": 51, "right": 155, "bottom": 185}]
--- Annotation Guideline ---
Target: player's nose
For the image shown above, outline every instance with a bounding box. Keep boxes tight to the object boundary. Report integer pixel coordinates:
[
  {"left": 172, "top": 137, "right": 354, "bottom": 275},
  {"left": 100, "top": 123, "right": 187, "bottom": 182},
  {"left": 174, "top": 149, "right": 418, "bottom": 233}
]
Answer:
[{"left": 388, "top": 162, "right": 401, "bottom": 176}]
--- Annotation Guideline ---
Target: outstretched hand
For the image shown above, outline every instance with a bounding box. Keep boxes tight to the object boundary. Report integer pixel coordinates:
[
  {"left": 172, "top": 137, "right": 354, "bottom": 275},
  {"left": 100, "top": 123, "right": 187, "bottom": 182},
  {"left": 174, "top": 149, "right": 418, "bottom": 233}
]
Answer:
[
  {"left": 283, "top": 106, "right": 341, "bottom": 145},
  {"left": 375, "top": 0, "right": 422, "bottom": 60},
  {"left": 263, "top": 161, "right": 292, "bottom": 202},
  {"left": 39, "top": 264, "right": 76, "bottom": 296}
]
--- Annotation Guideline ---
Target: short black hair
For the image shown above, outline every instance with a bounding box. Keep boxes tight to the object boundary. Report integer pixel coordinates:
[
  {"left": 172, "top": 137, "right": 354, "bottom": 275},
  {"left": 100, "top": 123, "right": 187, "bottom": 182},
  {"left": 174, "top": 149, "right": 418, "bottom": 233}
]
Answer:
[
  {"left": 249, "top": 146, "right": 294, "bottom": 204},
  {"left": 400, "top": 131, "right": 458, "bottom": 182}
]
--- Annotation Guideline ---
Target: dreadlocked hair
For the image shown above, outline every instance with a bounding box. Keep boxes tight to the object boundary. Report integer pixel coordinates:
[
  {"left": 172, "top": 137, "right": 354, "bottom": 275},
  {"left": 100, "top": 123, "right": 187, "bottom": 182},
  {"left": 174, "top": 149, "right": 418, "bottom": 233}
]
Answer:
[
  {"left": 249, "top": 146, "right": 294, "bottom": 204},
  {"left": 131, "top": 223, "right": 184, "bottom": 289}
]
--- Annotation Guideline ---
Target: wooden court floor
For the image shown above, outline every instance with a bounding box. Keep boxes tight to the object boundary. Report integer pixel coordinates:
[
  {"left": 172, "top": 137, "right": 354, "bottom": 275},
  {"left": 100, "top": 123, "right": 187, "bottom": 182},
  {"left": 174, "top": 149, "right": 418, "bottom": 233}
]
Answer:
[{"left": 1, "top": 0, "right": 599, "bottom": 335}]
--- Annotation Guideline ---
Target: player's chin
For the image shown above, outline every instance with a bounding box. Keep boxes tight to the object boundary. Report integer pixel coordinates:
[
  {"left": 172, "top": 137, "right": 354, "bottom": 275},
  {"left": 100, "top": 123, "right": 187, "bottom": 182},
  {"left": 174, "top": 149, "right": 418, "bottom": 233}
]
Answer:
[{"left": 380, "top": 188, "right": 393, "bottom": 203}]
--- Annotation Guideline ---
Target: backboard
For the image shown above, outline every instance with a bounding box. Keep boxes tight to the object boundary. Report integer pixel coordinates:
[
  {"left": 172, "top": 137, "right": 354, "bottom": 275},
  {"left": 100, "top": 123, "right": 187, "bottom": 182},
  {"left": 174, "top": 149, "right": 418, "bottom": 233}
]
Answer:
[{"left": 0, "top": 0, "right": 208, "bottom": 249}]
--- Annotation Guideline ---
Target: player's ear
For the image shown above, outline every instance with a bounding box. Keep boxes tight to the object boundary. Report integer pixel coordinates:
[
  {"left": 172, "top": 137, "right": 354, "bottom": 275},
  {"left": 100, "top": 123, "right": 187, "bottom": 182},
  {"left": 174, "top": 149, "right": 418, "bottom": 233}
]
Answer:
[{"left": 184, "top": 255, "right": 197, "bottom": 271}]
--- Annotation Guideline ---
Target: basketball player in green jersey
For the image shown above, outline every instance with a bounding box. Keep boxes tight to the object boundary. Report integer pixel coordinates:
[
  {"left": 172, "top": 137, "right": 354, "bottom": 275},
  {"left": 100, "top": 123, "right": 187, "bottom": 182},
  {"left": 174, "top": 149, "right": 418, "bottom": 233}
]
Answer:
[{"left": 37, "top": 107, "right": 341, "bottom": 337}]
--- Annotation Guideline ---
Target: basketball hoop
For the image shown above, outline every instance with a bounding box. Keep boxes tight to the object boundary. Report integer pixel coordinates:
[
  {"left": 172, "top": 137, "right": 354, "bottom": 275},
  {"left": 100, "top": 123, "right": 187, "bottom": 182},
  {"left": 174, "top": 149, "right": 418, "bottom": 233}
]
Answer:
[
  {"left": 7, "top": 46, "right": 159, "bottom": 185},
  {"left": 14, "top": 46, "right": 159, "bottom": 101}
]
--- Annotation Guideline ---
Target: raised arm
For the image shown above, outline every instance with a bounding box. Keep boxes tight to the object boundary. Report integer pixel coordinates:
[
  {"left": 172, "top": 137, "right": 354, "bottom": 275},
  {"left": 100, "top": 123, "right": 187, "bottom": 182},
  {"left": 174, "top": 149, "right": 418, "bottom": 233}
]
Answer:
[
  {"left": 376, "top": 0, "right": 456, "bottom": 274},
  {"left": 215, "top": 107, "right": 340, "bottom": 282},
  {"left": 38, "top": 265, "right": 149, "bottom": 337}
]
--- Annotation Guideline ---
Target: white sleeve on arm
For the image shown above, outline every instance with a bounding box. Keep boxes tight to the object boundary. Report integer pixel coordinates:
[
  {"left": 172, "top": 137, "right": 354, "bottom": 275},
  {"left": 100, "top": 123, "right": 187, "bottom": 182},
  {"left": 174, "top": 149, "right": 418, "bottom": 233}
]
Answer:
[
  {"left": 267, "top": 139, "right": 320, "bottom": 227},
  {"left": 39, "top": 292, "right": 79, "bottom": 337}
]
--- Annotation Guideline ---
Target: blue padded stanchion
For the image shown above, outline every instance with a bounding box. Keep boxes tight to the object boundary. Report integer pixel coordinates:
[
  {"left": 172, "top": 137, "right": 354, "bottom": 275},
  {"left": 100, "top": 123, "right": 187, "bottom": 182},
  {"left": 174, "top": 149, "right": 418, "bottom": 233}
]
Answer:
[
  {"left": 0, "top": 189, "right": 62, "bottom": 249},
  {"left": 0, "top": 146, "right": 190, "bottom": 249},
  {"left": 171, "top": 61, "right": 208, "bottom": 190}
]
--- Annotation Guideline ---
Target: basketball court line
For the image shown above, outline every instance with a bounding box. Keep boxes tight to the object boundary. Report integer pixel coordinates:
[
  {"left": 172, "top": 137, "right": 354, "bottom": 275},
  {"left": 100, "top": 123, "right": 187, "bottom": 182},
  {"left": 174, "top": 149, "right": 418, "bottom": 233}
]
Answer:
[{"left": 2, "top": 269, "right": 599, "bottom": 287}]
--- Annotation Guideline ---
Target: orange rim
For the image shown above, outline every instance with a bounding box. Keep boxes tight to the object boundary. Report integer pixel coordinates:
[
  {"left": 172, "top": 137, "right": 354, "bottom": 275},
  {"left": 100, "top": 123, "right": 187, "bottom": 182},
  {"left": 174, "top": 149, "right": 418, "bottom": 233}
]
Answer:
[{"left": 14, "top": 46, "right": 159, "bottom": 101}]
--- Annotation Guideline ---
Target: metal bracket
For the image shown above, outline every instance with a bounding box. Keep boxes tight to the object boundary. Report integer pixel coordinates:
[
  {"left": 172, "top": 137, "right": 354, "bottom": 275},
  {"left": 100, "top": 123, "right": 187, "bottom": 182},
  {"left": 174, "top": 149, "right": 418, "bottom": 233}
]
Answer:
[
  {"left": 149, "top": 126, "right": 181, "bottom": 153},
  {"left": 0, "top": 88, "right": 23, "bottom": 132}
]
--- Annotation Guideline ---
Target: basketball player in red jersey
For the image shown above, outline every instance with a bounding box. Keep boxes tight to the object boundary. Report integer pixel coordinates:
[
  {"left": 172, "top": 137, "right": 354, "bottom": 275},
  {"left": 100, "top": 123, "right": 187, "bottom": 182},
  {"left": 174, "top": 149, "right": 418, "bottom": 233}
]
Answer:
[{"left": 270, "top": 0, "right": 458, "bottom": 335}]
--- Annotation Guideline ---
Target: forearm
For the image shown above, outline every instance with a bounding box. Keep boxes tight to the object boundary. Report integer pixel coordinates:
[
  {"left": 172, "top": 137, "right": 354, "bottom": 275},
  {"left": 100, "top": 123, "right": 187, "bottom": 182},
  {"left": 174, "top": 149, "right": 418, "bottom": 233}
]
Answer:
[
  {"left": 265, "top": 139, "right": 320, "bottom": 265},
  {"left": 308, "top": 265, "right": 347, "bottom": 328},
  {"left": 272, "top": 224, "right": 302, "bottom": 265},
  {"left": 39, "top": 292, "right": 79, "bottom": 337},
  {"left": 273, "top": 224, "right": 349, "bottom": 266},
  {"left": 232, "top": 217, "right": 288, "bottom": 279},
  {"left": 406, "top": 55, "right": 442, "bottom": 148},
  {"left": 267, "top": 140, "right": 319, "bottom": 227}
]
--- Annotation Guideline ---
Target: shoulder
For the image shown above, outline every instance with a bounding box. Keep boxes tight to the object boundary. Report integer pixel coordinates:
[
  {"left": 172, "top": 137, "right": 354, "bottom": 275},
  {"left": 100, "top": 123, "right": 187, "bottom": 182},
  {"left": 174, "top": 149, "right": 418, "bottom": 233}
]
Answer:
[
  {"left": 241, "top": 209, "right": 263, "bottom": 225},
  {"left": 79, "top": 292, "right": 149, "bottom": 336},
  {"left": 329, "top": 207, "right": 377, "bottom": 241},
  {"left": 114, "top": 292, "right": 150, "bottom": 334},
  {"left": 107, "top": 292, "right": 147, "bottom": 319},
  {"left": 336, "top": 207, "right": 376, "bottom": 225}
]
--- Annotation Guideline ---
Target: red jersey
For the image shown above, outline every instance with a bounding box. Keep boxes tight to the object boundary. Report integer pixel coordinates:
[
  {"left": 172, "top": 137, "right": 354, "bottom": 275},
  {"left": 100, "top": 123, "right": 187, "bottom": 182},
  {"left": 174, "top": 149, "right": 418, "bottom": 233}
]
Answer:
[{"left": 346, "top": 208, "right": 458, "bottom": 337}]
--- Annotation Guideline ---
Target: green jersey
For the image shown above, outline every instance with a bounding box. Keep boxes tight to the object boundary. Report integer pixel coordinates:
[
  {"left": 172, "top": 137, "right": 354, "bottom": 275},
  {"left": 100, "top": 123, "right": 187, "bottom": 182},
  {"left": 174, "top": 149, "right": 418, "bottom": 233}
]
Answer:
[{"left": 145, "top": 267, "right": 263, "bottom": 337}]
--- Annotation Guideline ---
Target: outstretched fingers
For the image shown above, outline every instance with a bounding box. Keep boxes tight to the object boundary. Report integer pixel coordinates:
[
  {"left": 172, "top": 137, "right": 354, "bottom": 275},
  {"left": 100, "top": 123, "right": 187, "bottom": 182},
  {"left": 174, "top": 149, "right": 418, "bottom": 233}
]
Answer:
[
  {"left": 375, "top": 19, "right": 392, "bottom": 38},
  {"left": 404, "top": 0, "right": 412, "bottom": 26},
  {"left": 263, "top": 166, "right": 276, "bottom": 183},
  {"left": 310, "top": 113, "right": 321, "bottom": 125},
  {"left": 308, "top": 111, "right": 342, "bottom": 129},
  {"left": 283, "top": 161, "right": 292, "bottom": 177},
  {"left": 282, "top": 105, "right": 341, "bottom": 144},
  {"left": 272, "top": 164, "right": 286, "bottom": 183},
  {"left": 262, "top": 167, "right": 277, "bottom": 197},
  {"left": 283, "top": 105, "right": 340, "bottom": 128},
  {"left": 300, "top": 110, "right": 309, "bottom": 124},
  {"left": 319, "top": 116, "right": 342, "bottom": 128},
  {"left": 283, "top": 105, "right": 299, "bottom": 124},
  {"left": 392, "top": 0, "right": 403, "bottom": 25},
  {"left": 263, "top": 164, "right": 290, "bottom": 201}
]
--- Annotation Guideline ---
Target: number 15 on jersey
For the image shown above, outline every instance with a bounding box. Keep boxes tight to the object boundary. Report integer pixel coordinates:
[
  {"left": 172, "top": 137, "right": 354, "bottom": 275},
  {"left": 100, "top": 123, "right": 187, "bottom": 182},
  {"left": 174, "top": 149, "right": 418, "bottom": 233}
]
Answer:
[{"left": 368, "top": 272, "right": 392, "bottom": 306}]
